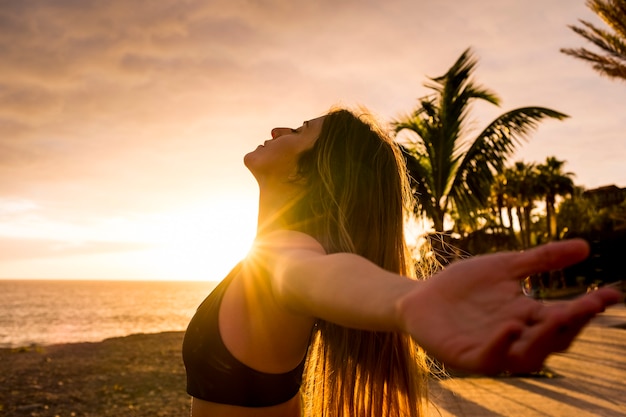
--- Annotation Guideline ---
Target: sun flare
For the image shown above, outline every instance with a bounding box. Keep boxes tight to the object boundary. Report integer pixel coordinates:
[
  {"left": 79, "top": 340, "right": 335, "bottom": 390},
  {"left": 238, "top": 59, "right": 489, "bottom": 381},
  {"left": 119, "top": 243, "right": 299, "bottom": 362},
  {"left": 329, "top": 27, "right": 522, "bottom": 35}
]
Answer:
[
  {"left": 138, "top": 198, "right": 257, "bottom": 281},
  {"left": 0, "top": 194, "right": 258, "bottom": 281}
]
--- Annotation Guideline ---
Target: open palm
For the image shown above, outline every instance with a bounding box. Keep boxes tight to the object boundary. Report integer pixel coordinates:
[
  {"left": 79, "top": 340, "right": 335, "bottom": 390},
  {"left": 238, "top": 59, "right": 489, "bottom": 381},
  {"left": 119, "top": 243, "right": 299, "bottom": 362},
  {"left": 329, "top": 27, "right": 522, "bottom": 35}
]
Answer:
[{"left": 400, "top": 239, "right": 622, "bottom": 374}]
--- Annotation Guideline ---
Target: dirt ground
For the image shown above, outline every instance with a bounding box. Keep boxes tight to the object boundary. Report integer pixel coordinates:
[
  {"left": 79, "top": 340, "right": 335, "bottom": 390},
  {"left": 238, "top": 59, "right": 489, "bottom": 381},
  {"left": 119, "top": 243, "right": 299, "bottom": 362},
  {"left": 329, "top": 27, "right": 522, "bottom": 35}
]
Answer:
[{"left": 0, "top": 331, "right": 190, "bottom": 417}]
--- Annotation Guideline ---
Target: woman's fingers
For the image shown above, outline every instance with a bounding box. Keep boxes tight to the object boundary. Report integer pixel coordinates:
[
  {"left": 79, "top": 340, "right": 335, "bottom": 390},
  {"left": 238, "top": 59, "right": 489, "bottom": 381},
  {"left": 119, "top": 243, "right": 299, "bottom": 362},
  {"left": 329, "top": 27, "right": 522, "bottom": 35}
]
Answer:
[
  {"left": 474, "top": 321, "right": 524, "bottom": 374},
  {"left": 507, "top": 239, "right": 590, "bottom": 281},
  {"left": 506, "top": 305, "right": 577, "bottom": 372},
  {"left": 587, "top": 286, "right": 624, "bottom": 305},
  {"left": 505, "top": 290, "right": 621, "bottom": 373}
]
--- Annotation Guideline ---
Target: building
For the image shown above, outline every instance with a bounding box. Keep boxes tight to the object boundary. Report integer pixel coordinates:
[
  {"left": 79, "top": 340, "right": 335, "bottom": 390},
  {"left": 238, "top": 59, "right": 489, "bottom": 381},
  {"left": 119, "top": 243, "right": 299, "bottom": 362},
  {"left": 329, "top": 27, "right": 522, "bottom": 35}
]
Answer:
[{"left": 583, "top": 184, "right": 626, "bottom": 208}]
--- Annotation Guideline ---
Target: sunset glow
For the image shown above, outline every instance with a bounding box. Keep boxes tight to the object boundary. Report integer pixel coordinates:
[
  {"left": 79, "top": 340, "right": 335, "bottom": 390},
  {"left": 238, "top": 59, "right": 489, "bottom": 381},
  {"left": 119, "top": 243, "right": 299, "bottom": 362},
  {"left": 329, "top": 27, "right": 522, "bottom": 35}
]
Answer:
[
  {"left": 0, "top": 196, "right": 257, "bottom": 281},
  {"left": 1, "top": 0, "right": 625, "bottom": 280},
  {"left": 129, "top": 199, "right": 257, "bottom": 281}
]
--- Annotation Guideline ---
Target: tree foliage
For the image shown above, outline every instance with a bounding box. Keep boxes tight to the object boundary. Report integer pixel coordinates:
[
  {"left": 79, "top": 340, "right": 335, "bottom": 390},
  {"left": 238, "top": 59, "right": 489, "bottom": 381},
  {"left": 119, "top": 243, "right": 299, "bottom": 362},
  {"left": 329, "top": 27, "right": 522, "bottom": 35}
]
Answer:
[
  {"left": 490, "top": 158, "right": 575, "bottom": 248},
  {"left": 536, "top": 157, "right": 575, "bottom": 240},
  {"left": 561, "top": 0, "right": 626, "bottom": 81},
  {"left": 395, "top": 48, "right": 568, "bottom": 232}
]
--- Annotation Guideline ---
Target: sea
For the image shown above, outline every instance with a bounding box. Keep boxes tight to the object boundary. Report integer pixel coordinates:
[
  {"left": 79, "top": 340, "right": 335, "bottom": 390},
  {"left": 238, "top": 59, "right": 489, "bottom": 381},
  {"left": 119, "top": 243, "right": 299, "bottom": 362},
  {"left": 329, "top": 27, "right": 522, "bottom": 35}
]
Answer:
[{"left": 0, "top": 279, "right": 218, "bottom": 349}]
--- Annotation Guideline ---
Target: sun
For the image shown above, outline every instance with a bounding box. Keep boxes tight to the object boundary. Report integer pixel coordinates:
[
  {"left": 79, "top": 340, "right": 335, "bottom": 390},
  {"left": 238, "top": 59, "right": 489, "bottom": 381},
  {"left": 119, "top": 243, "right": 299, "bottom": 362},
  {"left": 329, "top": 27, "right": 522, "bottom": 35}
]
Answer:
[{"left": 133, "top": 197, "right": 257, "bottom": 281}]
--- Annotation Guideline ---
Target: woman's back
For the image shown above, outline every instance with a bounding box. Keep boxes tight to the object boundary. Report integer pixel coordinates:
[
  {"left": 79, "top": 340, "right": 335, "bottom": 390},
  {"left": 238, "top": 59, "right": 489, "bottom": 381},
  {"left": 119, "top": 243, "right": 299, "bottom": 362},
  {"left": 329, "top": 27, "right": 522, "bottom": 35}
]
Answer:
[{"left": 183, "top": 257, "right": 315, "bottom": 417}]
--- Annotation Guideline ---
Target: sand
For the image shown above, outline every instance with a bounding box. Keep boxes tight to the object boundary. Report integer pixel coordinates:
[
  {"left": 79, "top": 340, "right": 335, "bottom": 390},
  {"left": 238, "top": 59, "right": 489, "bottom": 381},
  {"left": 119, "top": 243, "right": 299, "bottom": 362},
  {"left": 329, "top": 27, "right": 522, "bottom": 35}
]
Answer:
[{"left": 1, "top": 332, "right": 190, "bottom": 417}]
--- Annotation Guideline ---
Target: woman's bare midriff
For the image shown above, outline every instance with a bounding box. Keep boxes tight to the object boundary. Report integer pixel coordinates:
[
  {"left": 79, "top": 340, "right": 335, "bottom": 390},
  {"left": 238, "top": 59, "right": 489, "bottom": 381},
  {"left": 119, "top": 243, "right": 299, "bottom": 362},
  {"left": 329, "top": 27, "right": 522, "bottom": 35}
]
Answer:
[{"left": 190, "top": 395, "right": 302, "bottom": 417}]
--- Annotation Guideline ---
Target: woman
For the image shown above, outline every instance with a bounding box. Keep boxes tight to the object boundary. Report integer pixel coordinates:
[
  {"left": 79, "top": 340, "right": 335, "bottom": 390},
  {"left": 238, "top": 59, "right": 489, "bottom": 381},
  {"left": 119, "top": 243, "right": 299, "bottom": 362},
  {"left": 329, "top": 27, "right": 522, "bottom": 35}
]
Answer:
[{"left": 182, "top": 108, "right": 621, "bottom": 417}]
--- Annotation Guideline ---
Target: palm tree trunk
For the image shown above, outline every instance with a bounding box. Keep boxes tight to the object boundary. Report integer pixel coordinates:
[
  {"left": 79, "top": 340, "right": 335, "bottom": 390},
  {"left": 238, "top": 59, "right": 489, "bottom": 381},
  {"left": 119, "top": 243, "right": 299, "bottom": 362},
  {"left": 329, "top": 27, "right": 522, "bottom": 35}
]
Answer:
[
  {"left": 506, "top": 206, "right": 514, "bottom": 231},
  {"left": 506, "top": 206, "right": 518, "bottom": 244},
  {"left": 433, "top": 208, "right": 445, "bottom": 233},
  {"left": 546, "top": 195, "right": 557, "bottom": 240},
  {"left": 523, "top": 203, "right": 533, "bottom": 247}
]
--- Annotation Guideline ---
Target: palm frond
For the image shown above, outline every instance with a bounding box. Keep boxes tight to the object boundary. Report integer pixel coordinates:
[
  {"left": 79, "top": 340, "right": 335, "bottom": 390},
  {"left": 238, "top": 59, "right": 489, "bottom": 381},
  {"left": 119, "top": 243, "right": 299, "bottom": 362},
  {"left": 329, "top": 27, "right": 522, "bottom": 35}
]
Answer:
[
  {"left": 562, "top": 0, "right": 626, "bottom": 81},
  {"left": 567, "top": 20, "right": 626, "bottom": 60},
  {"left": 449, "top": 107, "right": 568, "bottom": 218},
  {"left": 587, "top": 0, "right": 626, "bottom": 38},
  {"left": 561, "top": 47, "right": 626, "bottom": 79},
  {"left": 400, "top": 146, "right": 437, "bottom": 220}
]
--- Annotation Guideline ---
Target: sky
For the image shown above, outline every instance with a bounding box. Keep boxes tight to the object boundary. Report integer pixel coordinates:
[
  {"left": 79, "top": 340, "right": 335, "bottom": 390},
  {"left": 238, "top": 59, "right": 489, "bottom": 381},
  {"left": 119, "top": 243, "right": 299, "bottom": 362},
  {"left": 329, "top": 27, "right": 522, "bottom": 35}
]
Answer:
[{"left": 1, "top": 0, "right": 625, "bottom": 281}]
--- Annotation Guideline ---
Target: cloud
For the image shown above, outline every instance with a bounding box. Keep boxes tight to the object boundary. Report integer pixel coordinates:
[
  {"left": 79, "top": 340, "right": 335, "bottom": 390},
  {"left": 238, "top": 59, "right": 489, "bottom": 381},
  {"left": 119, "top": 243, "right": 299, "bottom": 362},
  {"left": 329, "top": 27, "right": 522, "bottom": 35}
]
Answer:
[
  {"left": 1, "top": 0, "right": 626, "bottom": 278},
  {"left": 0, "top": 237, "right": 153, "bottom": 261},
  {"left": 0, "top": 0, "right": 334, "bottom": 222}
]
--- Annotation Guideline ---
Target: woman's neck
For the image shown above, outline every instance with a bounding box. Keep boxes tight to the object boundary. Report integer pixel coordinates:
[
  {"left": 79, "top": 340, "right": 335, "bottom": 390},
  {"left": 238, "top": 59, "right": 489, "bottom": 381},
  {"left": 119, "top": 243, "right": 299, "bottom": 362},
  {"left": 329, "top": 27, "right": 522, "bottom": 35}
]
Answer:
[{"left": 255, "top": 185, "right": 302, "bottom": 236}]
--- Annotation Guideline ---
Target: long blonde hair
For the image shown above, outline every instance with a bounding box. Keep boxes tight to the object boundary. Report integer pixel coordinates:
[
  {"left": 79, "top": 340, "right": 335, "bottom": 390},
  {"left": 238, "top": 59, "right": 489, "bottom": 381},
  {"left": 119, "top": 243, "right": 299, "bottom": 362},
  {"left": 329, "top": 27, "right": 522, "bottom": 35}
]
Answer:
[{"left": 291, "top": 108, "right": 429, "bottom": 416}]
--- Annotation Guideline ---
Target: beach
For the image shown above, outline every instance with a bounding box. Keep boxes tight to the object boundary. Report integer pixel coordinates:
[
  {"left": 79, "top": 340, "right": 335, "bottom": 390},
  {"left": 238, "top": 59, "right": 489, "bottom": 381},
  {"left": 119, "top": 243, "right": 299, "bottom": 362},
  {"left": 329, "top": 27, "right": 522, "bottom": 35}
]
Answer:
[
  {"left": 2, "top": 305, "right": 626, "bottom": 417},
  {"left": 1, "top": 332, "right": 189, "bottom": 417}
]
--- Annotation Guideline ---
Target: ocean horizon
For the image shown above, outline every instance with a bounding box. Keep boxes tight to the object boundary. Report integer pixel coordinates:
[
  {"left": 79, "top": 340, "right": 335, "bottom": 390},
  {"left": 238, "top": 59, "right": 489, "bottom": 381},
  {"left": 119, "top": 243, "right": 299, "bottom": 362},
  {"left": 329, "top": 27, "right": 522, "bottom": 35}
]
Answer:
[{"left": 0, "top": 279, "right": 218, "bottom": 348}]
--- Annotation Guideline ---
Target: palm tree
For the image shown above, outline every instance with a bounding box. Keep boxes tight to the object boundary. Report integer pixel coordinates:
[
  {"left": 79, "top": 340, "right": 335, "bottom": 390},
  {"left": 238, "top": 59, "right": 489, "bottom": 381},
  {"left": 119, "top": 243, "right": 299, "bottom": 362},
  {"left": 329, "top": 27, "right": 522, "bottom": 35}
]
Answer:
[
  {"left": 561, "top": 0, "right": 626, "bottom": 82},
  {"left": 489, "top": 171, "right": 518, "bottom": 242},
  {"left": 504, "top": 161, "right": 543, "bottom": 248},
  {"left": 536, "top": 157, "right": 575, "bottom": 240},
  {"left": 558, "top": 186, "right": 600, "bottom": 236},
  {"left": 395, "top": 48, "right": 568, "bottom": 232},
  {"left": 489, "top": 173, "right": 508, "bottom": 228}
]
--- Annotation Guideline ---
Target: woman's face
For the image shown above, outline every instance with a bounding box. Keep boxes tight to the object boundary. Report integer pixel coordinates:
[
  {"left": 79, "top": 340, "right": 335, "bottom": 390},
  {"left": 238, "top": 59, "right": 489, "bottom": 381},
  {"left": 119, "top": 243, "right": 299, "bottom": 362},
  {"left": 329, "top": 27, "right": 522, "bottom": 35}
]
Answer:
[{"left": 244, "top": 115, "right": 325, "bottom": 186}]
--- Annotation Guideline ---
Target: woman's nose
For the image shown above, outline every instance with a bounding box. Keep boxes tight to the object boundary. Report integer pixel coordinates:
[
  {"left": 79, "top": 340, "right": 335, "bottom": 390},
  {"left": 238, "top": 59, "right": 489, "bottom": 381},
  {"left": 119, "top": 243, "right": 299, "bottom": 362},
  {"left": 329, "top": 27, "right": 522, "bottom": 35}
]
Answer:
[{"left": 271, "top": 127, "right": 289, "bottom": 139}]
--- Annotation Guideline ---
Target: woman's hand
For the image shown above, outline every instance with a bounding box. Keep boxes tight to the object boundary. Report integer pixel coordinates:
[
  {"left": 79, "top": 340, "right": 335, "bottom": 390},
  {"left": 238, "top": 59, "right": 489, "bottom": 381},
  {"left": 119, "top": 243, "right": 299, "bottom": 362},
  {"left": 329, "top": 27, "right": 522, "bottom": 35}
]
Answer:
[{"left": 398, "top": 239, "right": 623, "bottom": 375}]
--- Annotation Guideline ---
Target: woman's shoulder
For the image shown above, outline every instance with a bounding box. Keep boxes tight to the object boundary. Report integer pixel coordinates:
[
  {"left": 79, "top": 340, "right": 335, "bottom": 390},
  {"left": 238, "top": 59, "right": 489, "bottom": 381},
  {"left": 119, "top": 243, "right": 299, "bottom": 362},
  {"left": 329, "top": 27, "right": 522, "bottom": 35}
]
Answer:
[
  {"left": 252, "top": 229, "right": 326, "bottom": 254},
  {"left": 239, "top": 230, "right": 327, "bottom": 291}
]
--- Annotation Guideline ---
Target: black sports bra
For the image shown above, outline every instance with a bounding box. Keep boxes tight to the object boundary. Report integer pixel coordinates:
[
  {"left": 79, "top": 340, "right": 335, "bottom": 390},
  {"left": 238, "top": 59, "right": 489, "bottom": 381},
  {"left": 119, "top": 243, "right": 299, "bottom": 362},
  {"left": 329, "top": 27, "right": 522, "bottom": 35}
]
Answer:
[{"left": 182, "top": 264, "right": 306, "bottom": 407}]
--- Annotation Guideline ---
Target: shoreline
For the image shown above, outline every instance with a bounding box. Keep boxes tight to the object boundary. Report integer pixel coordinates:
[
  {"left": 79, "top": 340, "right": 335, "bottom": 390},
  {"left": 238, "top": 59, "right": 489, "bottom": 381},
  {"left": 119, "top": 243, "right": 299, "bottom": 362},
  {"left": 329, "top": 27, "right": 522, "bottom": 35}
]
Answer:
[{"left": 0, "top": 330, "right": 186, "bottom": 353}]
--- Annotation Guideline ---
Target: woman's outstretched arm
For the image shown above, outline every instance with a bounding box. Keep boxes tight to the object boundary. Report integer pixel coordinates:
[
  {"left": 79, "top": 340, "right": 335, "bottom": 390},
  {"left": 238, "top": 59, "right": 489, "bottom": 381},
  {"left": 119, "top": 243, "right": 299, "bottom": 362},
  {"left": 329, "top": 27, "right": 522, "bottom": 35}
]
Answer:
[
  {"left": 254, "top": 230, "right": 417, "bottom": 331},
  {"left": 258, "top": 231, "right": 622, "bottom": 374}
]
